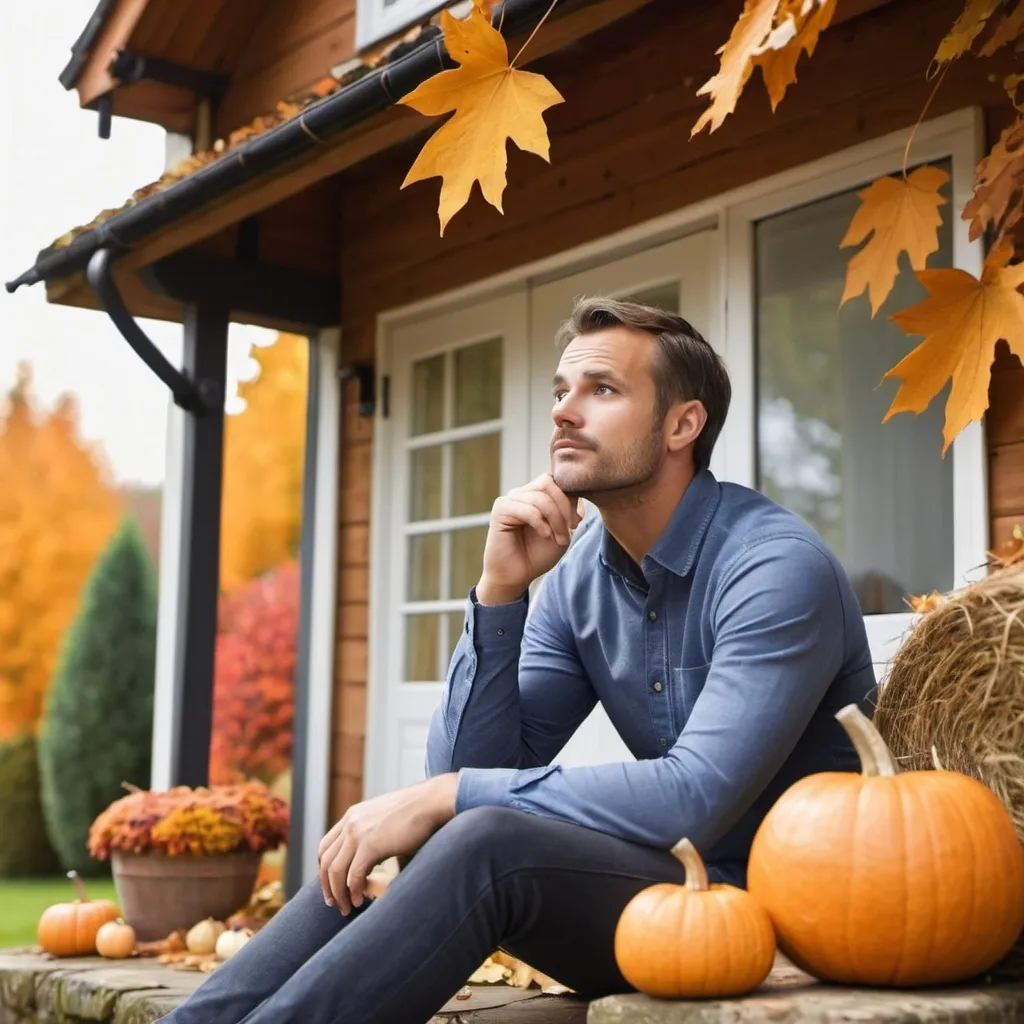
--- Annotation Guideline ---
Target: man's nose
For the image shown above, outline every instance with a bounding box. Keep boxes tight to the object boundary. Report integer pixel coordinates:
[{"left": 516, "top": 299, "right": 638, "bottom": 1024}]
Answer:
[{"left": 552, "top": 394, "right": 583, "bottom": 427}]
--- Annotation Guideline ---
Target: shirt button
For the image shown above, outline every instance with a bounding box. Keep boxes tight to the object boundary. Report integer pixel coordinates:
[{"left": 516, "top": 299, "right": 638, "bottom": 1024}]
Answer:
[
  {"left": 659, "top": 737, "right": 668, "bottom": 747},
  {"left": 496, "top": 628, "right": 504, "bottom": 636},
  {"left": 647, "top": 610, "right": 658, "bottom": 622},
  {"left": 652, "top": 680, "right": 663, "bottom": 693}
]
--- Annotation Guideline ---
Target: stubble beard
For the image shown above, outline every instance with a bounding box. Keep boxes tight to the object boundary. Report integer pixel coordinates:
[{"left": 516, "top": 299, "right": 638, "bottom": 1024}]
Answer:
[{"left": 552, "top": 428, "right": 664, "bottom": 505}]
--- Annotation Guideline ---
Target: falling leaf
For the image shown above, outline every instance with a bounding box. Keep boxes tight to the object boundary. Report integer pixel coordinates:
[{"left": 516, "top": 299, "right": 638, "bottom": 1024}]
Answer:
[
  {"left": 962, "top": 119, "right": 1024, "bottom": 241},
  {"left": 691, "top": 0, "right": 780, "bottom": 136},
  {"left": 883, "top": 242, "right": 1024, "bottom": 454},
  {"left": 933, "top": 0, "right": 1001, "bottom": 64},
  {"left": 989, "top": 523, "right": 1024, "bottom": 565},
  {"left": 474, "top": 0, "right": 501, "bottom": 17},
  {"left": 979, "top": 0, "right": 1024, "bottom": 54},
  {"left": 840, "top": 166, "right": 950, "bottom": 316},
  {"left": 399, "top": 4, "right": 564, "bottom": 235},
  {"left": 753, "top": 0, "right": 836, "bottom": 110}
]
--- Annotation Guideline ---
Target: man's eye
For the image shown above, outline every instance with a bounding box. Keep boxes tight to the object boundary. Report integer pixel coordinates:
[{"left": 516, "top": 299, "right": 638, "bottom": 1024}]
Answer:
[
  {"left": 553, "top": 390, "right": 567, "bottom": 401},
  {"left": 596, "top": 384, "right": 614, "bottom": 395}
]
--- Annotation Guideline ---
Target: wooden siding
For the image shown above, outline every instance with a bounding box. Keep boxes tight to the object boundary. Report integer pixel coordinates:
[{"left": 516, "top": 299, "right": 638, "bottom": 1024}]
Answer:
[{"left": 327, "top": 0, "right": 1021, "bottom": 820}]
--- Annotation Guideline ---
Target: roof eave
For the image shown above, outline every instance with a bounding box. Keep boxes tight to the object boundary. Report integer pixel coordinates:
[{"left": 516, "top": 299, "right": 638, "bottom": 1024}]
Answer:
[{"left": 59, "top": 0, "right": 121, "bottom": 90}]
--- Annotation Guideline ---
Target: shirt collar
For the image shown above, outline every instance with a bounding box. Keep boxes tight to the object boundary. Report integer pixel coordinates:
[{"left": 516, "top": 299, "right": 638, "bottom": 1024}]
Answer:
[{"left": 599, "top": 468, "right": 722, "bottom": 580}]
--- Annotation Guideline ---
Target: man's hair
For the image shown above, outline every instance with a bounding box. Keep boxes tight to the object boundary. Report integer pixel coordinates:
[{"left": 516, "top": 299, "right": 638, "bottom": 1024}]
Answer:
[{"left": 553, "top": 295, "right": 731, "bottom": 472}]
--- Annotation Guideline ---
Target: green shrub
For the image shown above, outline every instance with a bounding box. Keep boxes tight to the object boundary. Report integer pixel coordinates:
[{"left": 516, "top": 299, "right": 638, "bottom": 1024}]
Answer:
[
  {"left": 39, "top": 515, "right": 157, "bottom": 873},
  {"left": 0, "top": 732, "right": 61, "bottom": 877}
]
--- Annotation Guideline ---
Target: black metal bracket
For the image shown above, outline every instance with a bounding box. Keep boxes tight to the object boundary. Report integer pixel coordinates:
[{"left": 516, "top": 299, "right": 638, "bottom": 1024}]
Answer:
[
  {"left": 86, "top": 248, "right": 217, "bottom": 416},
  {"left": 110, "top": 50, "right": 230, "bottom": 100},
  {"left": 97, "top": 92, "right": 113, "bottom": 140},
  {"left": 340, "top": 363, "right": 375, "bottom": 417}
]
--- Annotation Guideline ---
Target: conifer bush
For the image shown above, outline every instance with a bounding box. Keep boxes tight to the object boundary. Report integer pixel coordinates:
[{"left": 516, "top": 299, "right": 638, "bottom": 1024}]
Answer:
[{"left": 0, "top": 732, "right": 61, "bottom": 876}]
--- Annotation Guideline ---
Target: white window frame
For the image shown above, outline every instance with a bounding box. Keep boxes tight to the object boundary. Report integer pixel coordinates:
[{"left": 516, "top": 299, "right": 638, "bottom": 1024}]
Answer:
[
  {"left": 356, "top": 0, "right": 447, "bottom": 50},
  {"left": 367, "top": 107, "right": 989, "bottom": 787},
  {"left": 721, "top": 108, "right": 988, "bottom": 671}
]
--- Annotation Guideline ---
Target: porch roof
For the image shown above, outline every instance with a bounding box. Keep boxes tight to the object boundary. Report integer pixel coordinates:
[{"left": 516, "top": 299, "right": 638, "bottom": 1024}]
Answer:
[{"left": 6, "top": 0, "right": 647, "bottom": 314}]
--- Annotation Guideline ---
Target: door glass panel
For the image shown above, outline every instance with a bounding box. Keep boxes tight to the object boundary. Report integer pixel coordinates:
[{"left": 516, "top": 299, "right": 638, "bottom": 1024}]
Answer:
[
  {"left": 445, "top": 611, "right": 467, "bottom": 665},
  {"left": 451, "top": 433, "right": 500, "bottom": 515},
  {"left": 405, "top": 613, "right": 441, "bottom": 681},
  {"left": 409, "top": 445, "right": 443, "bottom": 521},
  {"left": 454, "top": 337, "right": 503, "bottom": 426},
  {"left": 449, "top": 525, "right": 489, "bottom": 598},
  {"left": 411, "top": 355, "right": 445, "bottom": 436},
  {"left": 754, "top": 158, "right": 954, "bottom": 615},
  {"left": 408, "top": 533, "right": 442, "bottom": 601},
  {"left": 622, "top": 281, "right": 681, "bottom": 314}
]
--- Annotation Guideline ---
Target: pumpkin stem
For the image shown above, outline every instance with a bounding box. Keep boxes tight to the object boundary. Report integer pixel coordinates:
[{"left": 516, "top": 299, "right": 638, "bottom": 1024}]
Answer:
[
  {"left": 835, "top": 704, "right": 897, "bottom": 777},
  {"left": 67, "top": 870, "right": 90, "bottom": 902},
  {"left": 670, "top": 838, "right": 709, "bottom": 891}
]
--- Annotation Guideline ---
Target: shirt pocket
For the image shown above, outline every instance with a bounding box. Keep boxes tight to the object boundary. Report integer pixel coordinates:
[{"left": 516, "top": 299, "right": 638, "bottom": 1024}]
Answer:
[{"left": 673, "top": 663, "right": 712, "bottom": 724}]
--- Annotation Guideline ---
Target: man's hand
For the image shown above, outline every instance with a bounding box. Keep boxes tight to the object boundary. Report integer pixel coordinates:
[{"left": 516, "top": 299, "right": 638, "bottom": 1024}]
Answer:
[
  {"left": 476, "top": 473, "right": 584, "bottom": 605},
  {"left": 317, "top": 773, "right": 459, "bottom": 915}
]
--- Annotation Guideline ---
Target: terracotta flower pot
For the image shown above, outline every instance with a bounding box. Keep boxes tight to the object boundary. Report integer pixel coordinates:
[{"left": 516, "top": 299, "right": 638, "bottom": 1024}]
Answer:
[{"left": 111, "top": 849, "right": 262, "bottom": 940}]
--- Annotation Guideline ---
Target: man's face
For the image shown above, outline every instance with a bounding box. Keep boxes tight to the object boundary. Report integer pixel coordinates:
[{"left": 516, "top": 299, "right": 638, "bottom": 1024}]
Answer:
[{"left": 549, "top": 326, "right": 664, "bottom": 500}]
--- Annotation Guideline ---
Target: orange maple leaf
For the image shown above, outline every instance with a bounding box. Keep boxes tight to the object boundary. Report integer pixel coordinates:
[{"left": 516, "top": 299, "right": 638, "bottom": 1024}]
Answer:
[
  {"left": 753, "top": 0, "right": 836, "bottom": 111},
  {"left": 399, "top": 3, "right": 564, "bottom": 235},
  {"left": 933, "top": 0, "right": 1001, "bottom": 64},
  {"left": 691, "top": 0, "right": 780, "bottom": 136},
  {"left": 474, "top": 0, "right": 501, "bottom": 18},
  {"left": 906, "top": 591, "right": 946, "bottom": 614},
  {"left": 979, "top": 0, "right": 1024, "bottom": 54},
  {"left": 962, "top": 119, "right": 1024, "bottom": 242},
  {"left": 840, "top": 165, "right": 949, "bottom": 316},
  {"left": 883, "top": 242, "right": 1024, "bottom": 454}
]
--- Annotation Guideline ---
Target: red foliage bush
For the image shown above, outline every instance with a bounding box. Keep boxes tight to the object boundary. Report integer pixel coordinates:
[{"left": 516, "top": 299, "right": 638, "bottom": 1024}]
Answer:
[{"left": 209, "top": 562, "right": 299, "bottom": 785}]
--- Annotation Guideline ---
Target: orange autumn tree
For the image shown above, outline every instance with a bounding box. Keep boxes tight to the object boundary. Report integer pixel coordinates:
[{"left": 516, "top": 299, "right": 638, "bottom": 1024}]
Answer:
[
  {"left": 398, "top": 0, "right": 1024, "bottom": 456},
  {"left": 0, "top": 364, "right": 120, "bottom": 740},
  {"left": 209, "top": 561, "right": 300, "bottom": 785},
  {"left": 220, "top": 333, "right": 308, "bottom": 591}
]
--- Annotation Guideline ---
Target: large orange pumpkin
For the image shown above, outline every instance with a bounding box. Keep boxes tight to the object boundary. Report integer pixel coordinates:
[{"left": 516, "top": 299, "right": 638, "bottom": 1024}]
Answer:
[
  {"left": 748, "top": 703, "right": 1024, "bottom": 986},
  {"left": 37, "top": 871, "right": 121, "bottom": 957},
  {"left": 614, "top": 838, "right": 775, "bottom": 998}
]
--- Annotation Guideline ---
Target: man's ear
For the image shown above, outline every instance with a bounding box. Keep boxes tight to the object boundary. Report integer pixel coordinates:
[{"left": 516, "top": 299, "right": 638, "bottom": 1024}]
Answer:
[{"left": 666, "top": 400, "right": 706, "bottom": 454}]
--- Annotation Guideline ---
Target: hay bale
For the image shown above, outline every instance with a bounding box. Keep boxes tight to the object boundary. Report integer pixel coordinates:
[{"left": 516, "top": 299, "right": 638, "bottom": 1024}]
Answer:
[{"left": 873, "top": 563, "right": 1024, "bottom": 979}]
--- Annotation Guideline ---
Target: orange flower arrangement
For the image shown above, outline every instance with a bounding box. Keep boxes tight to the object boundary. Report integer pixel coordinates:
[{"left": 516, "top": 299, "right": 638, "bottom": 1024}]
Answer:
[{"left": 88, "top": 781, "right": 289, "bottom": 859}]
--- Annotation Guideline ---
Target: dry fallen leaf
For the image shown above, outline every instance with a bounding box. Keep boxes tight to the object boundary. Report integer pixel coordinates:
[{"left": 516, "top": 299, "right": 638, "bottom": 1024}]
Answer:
[
  {"left": 906, "top": 590, "right": 946, "bottom": 613},
  {"left": 692, "top": 0, "right": 780, "bottom": 136},
  {"left": 469, "top": 957, "right": 512, "bottom": 984},
  {"left": 883, "top": 242, "right": 1024, "bottom": 454},
  {"left": 979, "top": 0, "right": 1024, "bottom": 54},
  {"left": 933, "top": 0, "right": 1001, "bottom": 64},
  {"left": 840, "top": 166, "right": 950, "bottom": 316},
  {"left": 492, "top": 950, "right": 565, "bottom": 990},
  {"left": 753, "top": 0, "right": 836, "bottom": 110},
  {"left": 962, "top": 119, "right": 1024, "bottom": 241},
  {"left": 399, "top": 3, "right": 564, "bottom": 235}
]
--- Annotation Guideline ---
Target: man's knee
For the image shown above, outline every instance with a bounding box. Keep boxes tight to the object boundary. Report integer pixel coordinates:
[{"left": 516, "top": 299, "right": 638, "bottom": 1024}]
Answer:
[{"left": 428, "top": 806, "right": 536, "bottom": 865}]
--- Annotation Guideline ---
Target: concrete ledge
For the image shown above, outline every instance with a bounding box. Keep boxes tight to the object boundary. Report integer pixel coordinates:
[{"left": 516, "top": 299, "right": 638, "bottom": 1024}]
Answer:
[{"left": 588, "top": 958, "right": 1024, "bottom": 1023}]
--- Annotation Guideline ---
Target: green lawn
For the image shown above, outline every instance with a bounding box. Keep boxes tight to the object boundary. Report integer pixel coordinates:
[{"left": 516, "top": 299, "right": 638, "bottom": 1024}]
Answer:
[{"left": 0, "top": 876, "right": 119, "bottom": 949}]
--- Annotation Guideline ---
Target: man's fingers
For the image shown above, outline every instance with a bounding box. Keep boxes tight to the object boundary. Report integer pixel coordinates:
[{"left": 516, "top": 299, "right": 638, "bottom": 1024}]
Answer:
[
  {"left": 505, "top": 491, "right": 572, "bottom": 545},
  {"left": 317, "top": 816, "right": 346, "bottom": 866},
  {"left": 348, "top": 853, "right": 374, "bottom": 909},
  {"left": 536, "top": 475, "right": 581, "bottom": 531},
  {"left": 494, "top": 495, "right": 553, "bottom": 540},
  {"left": 327, "top": 835, "right": 358, "bottom": 915},
  {"left": 318, "top": 831, "right": 344, "bottom": 905}
]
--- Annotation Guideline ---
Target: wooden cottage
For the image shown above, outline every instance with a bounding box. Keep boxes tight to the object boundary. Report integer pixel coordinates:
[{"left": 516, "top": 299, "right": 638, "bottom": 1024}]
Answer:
[{"left": 6, "top": 0, "right": 1023, "bottom": 891}]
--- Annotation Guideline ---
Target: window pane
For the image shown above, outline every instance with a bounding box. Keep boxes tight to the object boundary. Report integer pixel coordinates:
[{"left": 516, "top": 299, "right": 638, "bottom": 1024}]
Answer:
[
  {"left": 407, "top": 533, "right": 441, "bottom": 602},
  {"left": 754, "top": 159, "right": 954, "bottom": 615},
  {"left": 454, "top": 337, "right": 502, "bottom": 426},
  {"left": 623, "top": 281, "right": 681, "bottom": 314},
  {"left": 451, "top": 433, "right": 501, "bottom": 516},
  {"left": 449, "top": 525, "right": 488, "bottom": 598},
  {"left": 409, "top": 445, "right": 443, "bottom": 521},
  {"left": 411, "top": 355, "right": 445, "bottom": 436},
  {"left": 404, "top": 614, "right": 440, "bottom": 681},
  {"left": 445, "top": 611, "right": 466, "bottom": 668}
]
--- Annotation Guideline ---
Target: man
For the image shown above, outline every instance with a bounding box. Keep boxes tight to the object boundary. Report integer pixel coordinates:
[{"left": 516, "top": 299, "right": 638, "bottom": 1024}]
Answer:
[{"left": 161, "top": 298, "right": 875, "bottom": 1024}]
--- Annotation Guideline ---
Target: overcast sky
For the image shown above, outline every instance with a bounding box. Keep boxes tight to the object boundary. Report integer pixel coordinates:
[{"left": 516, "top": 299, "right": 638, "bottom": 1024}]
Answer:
[{"left": 1, "top": 0, "right": 274, "bottom": 489}]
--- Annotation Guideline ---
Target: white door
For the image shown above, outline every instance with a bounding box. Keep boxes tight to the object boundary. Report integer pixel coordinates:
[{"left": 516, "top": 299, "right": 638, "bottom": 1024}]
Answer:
[
  {"left": 369, "top": 291, "right": 529, "bottom": 796},
  {"left": 526, "top": 230, "right": 722, "bottom": 768}
]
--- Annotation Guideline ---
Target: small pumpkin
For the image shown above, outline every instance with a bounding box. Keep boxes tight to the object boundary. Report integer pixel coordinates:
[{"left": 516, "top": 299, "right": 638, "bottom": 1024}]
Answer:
[
  {"left": 37, "top": 871, "right": 121, "bottom": 957},
  {"left": 186, "top": 918, "right": 227, "bottom": 955},
  {"left": 215, "top": 927, "right": 253, "bottom": 960},
  {"left": 96, "top": 918, "right": 136, "bottom": 959},
  {"left": 748, "top": 703, "right": 1024, "bottom": 987},
  {"left": 614, "top": 838, "right": 775, "bottom": 998}
]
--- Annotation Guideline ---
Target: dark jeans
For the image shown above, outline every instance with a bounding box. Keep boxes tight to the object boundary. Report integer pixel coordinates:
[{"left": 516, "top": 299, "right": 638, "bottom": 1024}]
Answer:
[{"left": 158, "top": 807, "right": 725, "bottom": 1024}]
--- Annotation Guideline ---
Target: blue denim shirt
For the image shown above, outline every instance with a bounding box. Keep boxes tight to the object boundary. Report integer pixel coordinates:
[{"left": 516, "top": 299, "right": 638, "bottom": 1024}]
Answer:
[{"left": 425, "top": 469, "right": 876, "bottom": 884}]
